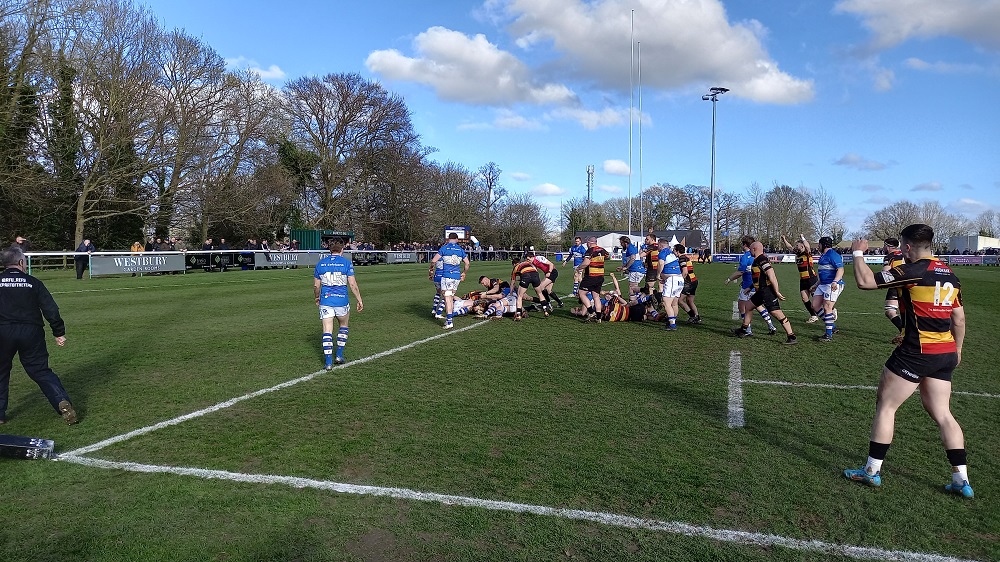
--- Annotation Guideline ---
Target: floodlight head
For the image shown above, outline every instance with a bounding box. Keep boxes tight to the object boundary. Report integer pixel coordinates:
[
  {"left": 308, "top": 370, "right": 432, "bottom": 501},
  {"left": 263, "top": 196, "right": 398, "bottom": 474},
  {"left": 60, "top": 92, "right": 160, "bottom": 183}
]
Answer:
[
  {"left": 710, "top": 87, "right": 730, "bottom": 94},
  {"left": 701, "top": 95, "right": 711, "bottom": 101}
]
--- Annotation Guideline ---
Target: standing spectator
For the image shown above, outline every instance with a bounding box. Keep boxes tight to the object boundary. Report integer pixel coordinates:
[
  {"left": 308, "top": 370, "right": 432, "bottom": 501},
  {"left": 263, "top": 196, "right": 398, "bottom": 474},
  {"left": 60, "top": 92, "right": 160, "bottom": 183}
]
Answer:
[
  {"left": 13, "top": 235, "right": 30, "bottom": 252},
  {"left": 74, "top": 238, "right": 95, "bottom": 279},
  {"left": 130, "top": 240, "right": 145, "bottom": 277},
  {"left": 217, "top": 238, "right": 231, "bottom": 271},
  {"left": 202, "top": 238, "right": 214, "bottom": 272},
  {"left": 0, "top": 246, "right": 78, "bottom": 424},
  {"left": 314, "top": 241, "right": 363, "bottom": 369}
]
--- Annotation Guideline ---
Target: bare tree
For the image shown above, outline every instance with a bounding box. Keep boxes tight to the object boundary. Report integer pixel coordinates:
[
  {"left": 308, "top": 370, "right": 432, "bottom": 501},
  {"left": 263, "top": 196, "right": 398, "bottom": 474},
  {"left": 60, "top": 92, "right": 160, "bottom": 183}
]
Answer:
[{"left": 975, "top": 210, "right": 998, "bottom": 237}]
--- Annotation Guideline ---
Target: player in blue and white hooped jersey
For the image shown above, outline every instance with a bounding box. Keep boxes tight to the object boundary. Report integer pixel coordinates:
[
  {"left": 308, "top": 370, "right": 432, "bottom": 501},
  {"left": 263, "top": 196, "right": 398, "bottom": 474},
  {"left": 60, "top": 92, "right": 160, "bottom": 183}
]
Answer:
[
  {"left": 313, "top": 241, "right": 363, "bottom": 369},
  {"left": 811, "top": 236, "right": 845, "bottom": 342},
  {"left": 429, "top": 232, "right": 470, "bottom": 329},
  {"left": 656, "top": 238, "right": 684, "bottom": 330},
  {"left": 617, "top": 236, "right": 646, "bottom": 296},
  {"left": 430, "top": 258, "right": 445, "bottom": 318},
  {"left": 562, "top": 237, "right": 587, "bottom": 296}
]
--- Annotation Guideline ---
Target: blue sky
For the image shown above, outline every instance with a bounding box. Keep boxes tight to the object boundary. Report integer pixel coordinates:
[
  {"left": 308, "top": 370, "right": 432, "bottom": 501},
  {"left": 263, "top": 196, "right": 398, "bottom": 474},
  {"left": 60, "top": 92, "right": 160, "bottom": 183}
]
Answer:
[{"left": 140, "top": 0, "right": 1000, "bottom": 234}]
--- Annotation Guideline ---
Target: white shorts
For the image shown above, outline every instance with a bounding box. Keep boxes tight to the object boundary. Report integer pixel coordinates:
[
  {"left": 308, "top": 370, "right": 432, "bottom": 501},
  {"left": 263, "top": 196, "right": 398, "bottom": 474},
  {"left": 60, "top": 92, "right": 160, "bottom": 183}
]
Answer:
[
  {"left": 627, "top": 271, "right": 645, "bottom": 284},
  {"left": 320, "top": 305, "right": 349, "bottom": 319},
  {"left": 737, "top": 287, "right": 755, "bottom": 302},
  {"left": 440, "top": 277, "right": 460, "bottom": 296},
  {"left": 660, "top": 276, "right": 684, "bottom": 298},
  {"left": 814, "top": 282, "right": 843, "bottom": 303}
]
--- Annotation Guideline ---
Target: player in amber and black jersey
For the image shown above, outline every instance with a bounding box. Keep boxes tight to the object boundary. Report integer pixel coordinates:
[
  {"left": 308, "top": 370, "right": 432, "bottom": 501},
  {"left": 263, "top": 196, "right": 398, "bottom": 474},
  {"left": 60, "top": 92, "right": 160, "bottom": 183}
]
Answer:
[
  {"left": 738, "top": 242, "right": 796, "bottom": 344},
  {"left": 510, "top": 257, "right": 545, "bottom": 320},
  {"left": 843, "top": 224, "right": 972, "bottom": 498},
  {"left": 781, "top": 234, "right": 820, "bottom": 323},
  {"left": 576, "top": 237, "right": 610, "bottom": 322},
  {"left": 881, "top": 238, "right": 907, "bottom": 344},
  {"left": 676, "top": 245, "right": 701, "bottom": 324}
]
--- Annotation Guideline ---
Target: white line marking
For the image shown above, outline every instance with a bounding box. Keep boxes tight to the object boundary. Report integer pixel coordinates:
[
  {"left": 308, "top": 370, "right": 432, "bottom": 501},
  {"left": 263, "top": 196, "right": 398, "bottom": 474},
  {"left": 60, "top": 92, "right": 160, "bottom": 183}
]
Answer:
[
  {"left": 727, "top": 350, "right": 744, "bottom": 428},
  {"left": 62, "top": 320, "right": 489, "bottom": 457},
  {"left": 744, "top": 379, "right": 1000, "bottom": 399},
  {"left": 731, "top": 300, "right": 740, "bottom": 320},
  {"left": 57, "top": 455, "right": 979, "bottom": 562}
]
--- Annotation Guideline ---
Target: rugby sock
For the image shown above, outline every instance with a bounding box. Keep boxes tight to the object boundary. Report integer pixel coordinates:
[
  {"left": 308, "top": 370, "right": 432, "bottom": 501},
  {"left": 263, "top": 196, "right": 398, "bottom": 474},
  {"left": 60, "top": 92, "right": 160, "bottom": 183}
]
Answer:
[
  {"left": 890, "top": 315, "right": 904, "bottom": 331},
  {"left": 546, "top": 290, "right": 564, "bottom": 306},
  {"left": 572, "top": 281, "right": 579, "bottom": 295},
  {"left": 687, "top": 310, "right": 696, "bottom": 319},
  {"left": 336, "top": 327, "right": 348, "bottom": 360},
  {"left": 865, "top": 441, "right": 891, "bottom": 475},
  {"left": 758, "top": 309, "right": 775, "bottom": 329},
  {"left": 322, "top": 333, "right": 334, "bottom": 366},
  {"left": 668, "top": 315, "right": 676, "bottom": 327},
  {"left": 432, "top": 294, "right": 441, "bottom": 315},
  {"left": 454, "top": 306, "right": 468, "bottom": 316},
  {"left": 804, "top": 301, "right": 816, "bottom": 316},
  {"left": 824, "top": 312, "right": 836, "bottom": 335},
  {"left": 946, "top": 449, "right": 969, "bottom": 485}
]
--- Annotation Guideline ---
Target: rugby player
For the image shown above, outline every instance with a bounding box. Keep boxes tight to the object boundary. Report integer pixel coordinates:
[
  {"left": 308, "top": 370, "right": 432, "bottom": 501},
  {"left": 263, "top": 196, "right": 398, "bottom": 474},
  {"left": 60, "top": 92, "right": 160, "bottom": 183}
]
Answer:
[
  {"left": 576, "top": 237, "right": 609, "bottom": 322},
  {"left": 725, "top": 235, "right": 777, "bottom": 337},
  {"left": 811, "top": 236, "right": 844, "bottom": 342},
  {"left": 429, "top": 232, "right": 470, "bottom": 329},
  {"left": 511, "top": 256, "right": 546, "bottom": 319},
  {"left": 314, "top": 241, "right": 363, "bottom": 368},
  {"left": 656, "top": 239, "right": 684, "bottom": 331},
  {"left": 639, "top": 232, "right": 661, "bottom": 299},
  {"left": 530, "top": 252, "right": 565, "bottom": 309},
  {"left": 617, "top": 236, "right": 646, "bottom": 296},
  {"left": 478, "top": 275, "right": 511, "bottom": 302},
  {"left": 882, "top": 238, "right": 906, "bottom": 344},
  {"left": 430, "top": 259, "right": 444, "bottom": 318},
  {"left": 843, "top": 224, "right": 972, "bottom": 498},
  {"left": 562, "top": 236, "right": 587, "bottom": 296},
  {"left": 742, "top": 242, "right": 797, "bottom": 344},
  {"left": 676, "top": 244, "right": 701, "bottom": 324},
  {"left": 781, "top": 233, "right": 820, "bottom": 323}
]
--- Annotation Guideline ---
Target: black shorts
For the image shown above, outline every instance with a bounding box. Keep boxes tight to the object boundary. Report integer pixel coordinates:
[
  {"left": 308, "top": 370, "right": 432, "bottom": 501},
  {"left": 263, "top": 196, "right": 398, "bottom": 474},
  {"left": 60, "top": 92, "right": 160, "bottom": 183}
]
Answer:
[
  {"left": 885, "top": 288, "right": 899, "bottom": 302},
  {"left": 627, "top": 303, "right": 646, "bottom": 321},
  {"left": 518, "top": 271, "right": 541, "bottom": 289},
  {"left": 645, "top": 269, "right": 658, "bottom": 284},
  {"left": 544, "top": 268, "right": 559, "bottom": 283},
  {"left": 681, "top": 280, "right": 698, "bottom": 296},
  {"left": 750, "top": 287, "right": 781, "bottom": 312},
  {"left": 885, "top": 349, "right": 958, "bottom": 383},
  {"left": 799, "top": 276, "right": 817, "bottom": 293},
  {"left": 579, "top": 275, "right": 604, "bottom": 293}
]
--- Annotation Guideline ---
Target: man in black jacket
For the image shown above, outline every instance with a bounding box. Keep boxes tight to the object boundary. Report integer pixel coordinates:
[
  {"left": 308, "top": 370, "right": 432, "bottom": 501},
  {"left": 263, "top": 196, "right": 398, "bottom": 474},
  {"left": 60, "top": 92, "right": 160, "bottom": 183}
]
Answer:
[
  {"left": 0, "top": 247, "right": 77, "bottom": 424},
  {"left": 74, "top": 238, "right": 96, "bottom": 279}
]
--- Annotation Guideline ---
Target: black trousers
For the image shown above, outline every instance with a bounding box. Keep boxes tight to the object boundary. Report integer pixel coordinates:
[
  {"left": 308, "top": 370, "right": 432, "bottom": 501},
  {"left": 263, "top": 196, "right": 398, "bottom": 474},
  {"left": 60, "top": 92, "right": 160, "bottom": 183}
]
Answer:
[
  {"left": 75, "top": 257, "right": 87, "bottom": 279},
  {"left": 0, "top": 324, "right": 71, "bottom": 419}
]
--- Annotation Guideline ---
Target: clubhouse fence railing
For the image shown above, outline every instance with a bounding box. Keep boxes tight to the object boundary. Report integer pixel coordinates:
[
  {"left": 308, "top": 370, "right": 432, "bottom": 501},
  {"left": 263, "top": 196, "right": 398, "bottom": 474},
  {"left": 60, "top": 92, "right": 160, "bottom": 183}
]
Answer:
[{"left": 21, "top": 250, "right": 999, "bottom": 278}]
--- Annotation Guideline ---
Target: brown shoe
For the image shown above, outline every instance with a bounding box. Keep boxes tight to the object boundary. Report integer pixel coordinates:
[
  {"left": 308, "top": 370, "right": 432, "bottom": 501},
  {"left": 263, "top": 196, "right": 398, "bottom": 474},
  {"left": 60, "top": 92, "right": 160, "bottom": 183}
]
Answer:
[
  {"left": 58, "top": 400, "right": 78, "bottom": 425},
  {"left": 891, "top": 333, "right": 904, "bottom": 345}
]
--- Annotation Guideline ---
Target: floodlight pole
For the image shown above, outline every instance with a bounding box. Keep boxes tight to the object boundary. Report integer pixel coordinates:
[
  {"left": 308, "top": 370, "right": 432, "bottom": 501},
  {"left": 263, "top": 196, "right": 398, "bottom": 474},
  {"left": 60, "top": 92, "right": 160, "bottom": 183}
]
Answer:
[{"left": 702, "top": 87, "right": 728, "bottom": 255}]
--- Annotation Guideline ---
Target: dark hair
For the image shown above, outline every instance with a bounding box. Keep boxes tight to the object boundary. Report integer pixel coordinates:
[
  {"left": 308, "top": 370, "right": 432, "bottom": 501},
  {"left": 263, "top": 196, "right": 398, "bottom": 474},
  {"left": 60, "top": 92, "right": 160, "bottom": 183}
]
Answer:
[
  {"left": 819, "top": 236, "right": 834, "bottom": 249},
  {"left": 448, "top": 232, "right": 459, "bottom": 240},
  {"left": 900, "top": 224, "right": 934, "bottom": 249},
  {"left": 479, "top": 275, "right": 489, "bottom": 284},
  {"left": 740, "top": 235, "right": 755, "bottom": 247},
  {"left": 884, "top": 237, "right": 899, "bottom": 248},
  {"left": 329, "top": 241, "right": 344, "bottom": 253},
  {"left": 673, "top": 243, "right": 685, "bottom": 253}
]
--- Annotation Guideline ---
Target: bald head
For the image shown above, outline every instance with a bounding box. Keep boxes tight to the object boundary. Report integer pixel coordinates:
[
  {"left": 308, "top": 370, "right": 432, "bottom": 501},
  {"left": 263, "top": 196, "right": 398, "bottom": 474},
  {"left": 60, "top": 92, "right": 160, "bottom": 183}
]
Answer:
[{"left": 749, "top": 241, "right": 764, "bottom": 256}]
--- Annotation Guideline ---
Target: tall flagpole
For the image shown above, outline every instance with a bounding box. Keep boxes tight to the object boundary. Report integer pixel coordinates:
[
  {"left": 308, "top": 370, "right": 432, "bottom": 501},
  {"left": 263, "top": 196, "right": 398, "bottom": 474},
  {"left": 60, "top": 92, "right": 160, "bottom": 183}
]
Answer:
[
  {"left": 627, "top": 10, "right": 634, "bottom": 237},
  {"left": 638, "top": 40, "right": 643, "bottom": 234}
]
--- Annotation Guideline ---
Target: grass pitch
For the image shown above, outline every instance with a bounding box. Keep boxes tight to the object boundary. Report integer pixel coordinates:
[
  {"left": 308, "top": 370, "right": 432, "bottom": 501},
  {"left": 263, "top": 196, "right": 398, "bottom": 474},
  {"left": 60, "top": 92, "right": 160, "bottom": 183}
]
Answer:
[{"left": 0, "top": 260, "right": 998, "bottom": 561}]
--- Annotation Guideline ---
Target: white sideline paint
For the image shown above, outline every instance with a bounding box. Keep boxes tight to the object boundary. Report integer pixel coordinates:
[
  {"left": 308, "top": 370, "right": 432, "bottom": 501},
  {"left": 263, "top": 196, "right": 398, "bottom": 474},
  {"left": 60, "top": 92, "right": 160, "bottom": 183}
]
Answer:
[
  {"left": 61, "top": 320, "right": 489, "bottom": 457},
  {"left": 58, "top": 456, "right": 978, "bottom": 562},
  {"left": 732, "top": 300, "right": 740, "bottom": 320},
  {"left": 727, "top": 350, "right": 744, "bottom": 428},
  {"left": 745, "top": 379, "right": 1000, "bottom": 399}
]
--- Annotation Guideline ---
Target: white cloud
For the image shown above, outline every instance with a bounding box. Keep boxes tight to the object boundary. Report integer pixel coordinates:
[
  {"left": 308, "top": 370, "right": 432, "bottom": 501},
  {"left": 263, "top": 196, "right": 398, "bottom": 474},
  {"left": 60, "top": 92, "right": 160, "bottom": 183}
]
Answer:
[
  {"left": 598, "top": 184, "right": 622, "bottom": 194},
  {"left": 859, "top": 184, "right": 886, "bottom": 192},
  {"left": 603, "top": 159, "right": 630, "bottom": 176},
  {"left": 904, "top": 58, "right": 985, "bottom": 74},
  {"left": 546, "top": 106, "right": 630, "bottom": 130},
  {"left": 456, "top": 109, "right": 545, "bottom": 131},
  {"left": 834, "top": 0, "right": 1000, "bottom": 51},
  {"left": 872, "top": 66, "right": 895, "bottom": 91},
  {"left": 948, "top": 197, "right": 991, "bottom": 214},
  {"left": 225, "top": 56, "right": 286, "bottom": 80},
  {"left": 498, "top": 0, "right": 814, "bottom": 104},
  {"left": 531, "top": 183, "right": 566, "bottom": 196},
  {"left": 366, "top": 26, "right": 578, "bottom": 105},
  {"left": 862, "top": 196, "right": 891, "bottom": 205},
  {"left": 912, "top": 182, "right": 943, "bottom": 192},
  {"left": 510, "top": 172, "right": 531, "bottom": 181},
  {"left": 834, "top": 153, "right": 889, "bottom": 171}
]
